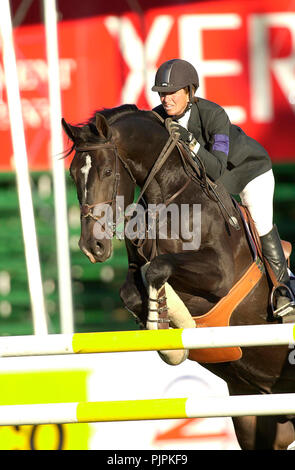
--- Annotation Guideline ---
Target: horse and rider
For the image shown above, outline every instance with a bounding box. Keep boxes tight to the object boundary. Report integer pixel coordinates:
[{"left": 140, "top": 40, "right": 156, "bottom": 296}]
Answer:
[{"left": 62, "top": 59, "right": 295, "bottom": 449}]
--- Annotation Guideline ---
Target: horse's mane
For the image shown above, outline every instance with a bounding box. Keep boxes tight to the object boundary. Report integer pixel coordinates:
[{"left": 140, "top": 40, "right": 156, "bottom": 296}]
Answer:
[
  {"left": 74, "top": 105, "right": 140, "bottom": 141},
  {"left": 88, "top": 104, "right": 160, "bottom": 127},
  {"left": 86, "top": 104, "right": 139, "bottom": 126},
  {"left": 62, "top": 104, "right": 159, "bottom": 158},
  {"left": 94, "top": 104, "right": 139, "bottom": 124}
]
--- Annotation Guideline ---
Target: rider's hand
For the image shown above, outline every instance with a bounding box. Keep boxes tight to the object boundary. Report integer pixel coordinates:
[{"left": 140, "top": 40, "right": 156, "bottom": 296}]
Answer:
[
  {"left": 170, "top": 122, "right": 192, "bottom": 141},
  {"left": 165, "top": 119, "right": 198, "bottom": 150}
]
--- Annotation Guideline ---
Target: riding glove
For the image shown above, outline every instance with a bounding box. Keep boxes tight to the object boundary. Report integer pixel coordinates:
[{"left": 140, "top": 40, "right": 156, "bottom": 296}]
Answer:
[{"left": 167, "top": 121, "right": 198, "bottom": 151}]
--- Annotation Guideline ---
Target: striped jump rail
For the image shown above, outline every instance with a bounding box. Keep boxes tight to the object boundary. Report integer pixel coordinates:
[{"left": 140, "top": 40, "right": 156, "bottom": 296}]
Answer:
[
  {"left": 0, "top": 393, "right": 295, "bottom": 426},
  {"left": 0, "top": 324, "right": 294, "bottom": 357}
]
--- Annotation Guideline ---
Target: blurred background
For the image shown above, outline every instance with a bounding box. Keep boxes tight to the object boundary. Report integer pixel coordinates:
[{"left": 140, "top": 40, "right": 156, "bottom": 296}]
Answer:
[{"left": 0, "top": 0, "right": 294, "bottom": 336}]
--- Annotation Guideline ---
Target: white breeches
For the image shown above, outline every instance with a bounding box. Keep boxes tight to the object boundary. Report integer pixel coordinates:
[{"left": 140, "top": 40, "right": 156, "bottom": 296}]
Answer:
[{"left": 239, "top": 169, "right": 275, "bottom": 237}]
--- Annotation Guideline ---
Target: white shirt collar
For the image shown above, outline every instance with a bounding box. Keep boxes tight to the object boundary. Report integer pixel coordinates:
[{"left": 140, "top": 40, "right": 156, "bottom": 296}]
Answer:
[{"left": 175, "top": 108, "right": 191, "bottom": 130}]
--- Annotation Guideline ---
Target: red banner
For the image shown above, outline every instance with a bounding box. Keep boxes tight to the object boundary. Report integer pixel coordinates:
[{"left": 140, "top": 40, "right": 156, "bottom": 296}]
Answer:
[{"left": 1, "top": 0, "right": 295, "bottom": 170}]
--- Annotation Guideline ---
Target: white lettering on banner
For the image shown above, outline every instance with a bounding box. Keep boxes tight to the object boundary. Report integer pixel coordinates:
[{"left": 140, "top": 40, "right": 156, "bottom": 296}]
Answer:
[
  {"left": 0, "top": 58, "right": 76, "bottom": 91},
  {"left": 0, "top": 98, "right": 51, "bottom": 130},
  {"left": 22, "top": 98, "right": 43, "bottom": 127},
  {"left": 0, "top": 59, "right": 76, "bottom": 128},
  {"left": 178, "top": 14, "right": 245, "bottom": 123},
  {"left": 17, "top": 60, "right": 49, "bottom": 90},
  {"left": 249, "top": 13, "right": 295, "bottom": 122},
  {"left": 104, "top": 15, "right": 173, "bottom": 106},
  {"left": 58, "top": 59, "right": 77, "bottom": 89},
  {"left": 0, "top": 97, "right": 61, "bottom": 130}
]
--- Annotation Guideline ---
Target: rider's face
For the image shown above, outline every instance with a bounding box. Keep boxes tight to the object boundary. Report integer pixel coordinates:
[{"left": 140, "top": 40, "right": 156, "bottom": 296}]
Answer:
[{"left": 160, "top": 88, "right": 189, "bottom": 116}]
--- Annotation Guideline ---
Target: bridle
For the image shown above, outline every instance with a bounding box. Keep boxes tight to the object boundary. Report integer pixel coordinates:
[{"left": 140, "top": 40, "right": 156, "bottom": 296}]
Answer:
[
  {"left": 74, "top": 132, "right": 191, "bottom": 228},
  {"left": 73, "top": 132, "right": 196, "bottom": 259}
]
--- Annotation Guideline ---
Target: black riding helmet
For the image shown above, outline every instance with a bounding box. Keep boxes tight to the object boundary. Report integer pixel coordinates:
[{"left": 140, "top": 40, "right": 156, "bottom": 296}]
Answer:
[{"left": 152, "top": 59, "right": 199, "bottom": 101}]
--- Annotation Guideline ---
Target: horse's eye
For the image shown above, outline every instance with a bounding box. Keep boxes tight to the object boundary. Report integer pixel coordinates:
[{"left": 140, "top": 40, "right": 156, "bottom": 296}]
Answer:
[{"left": 104, "top": 168, "right": 112, "bottom": 177}]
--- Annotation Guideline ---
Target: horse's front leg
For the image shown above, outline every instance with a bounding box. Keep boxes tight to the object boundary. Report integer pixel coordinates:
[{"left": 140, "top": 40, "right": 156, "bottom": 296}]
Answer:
[
  {"left": 119, "top": 265, "right": 148, "bottom": 328},
  {"left": 141, "top": 247, "right": 234, "bottom": 365},
  {"left": 141, "top": 261, "right": 195, "bottom": 366},
  {"left": 119, "top": 239, "right": 149, "bottom": 327}
]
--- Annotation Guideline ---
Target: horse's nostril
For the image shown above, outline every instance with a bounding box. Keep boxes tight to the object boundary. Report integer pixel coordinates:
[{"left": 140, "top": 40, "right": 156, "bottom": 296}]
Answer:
[{"left": 95, "top": 241, "right": 105, "bottom": 255}]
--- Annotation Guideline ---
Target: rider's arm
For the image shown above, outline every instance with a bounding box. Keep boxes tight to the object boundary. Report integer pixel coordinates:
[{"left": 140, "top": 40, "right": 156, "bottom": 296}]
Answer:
[{"left": 192, "top": 106, "right": 230, "bottom": 182}]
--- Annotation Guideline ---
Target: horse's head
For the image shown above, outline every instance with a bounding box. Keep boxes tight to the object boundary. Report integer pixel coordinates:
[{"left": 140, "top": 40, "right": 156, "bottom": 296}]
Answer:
[{"left": 62, "top": 113, "right": 135, "bottom": 263}]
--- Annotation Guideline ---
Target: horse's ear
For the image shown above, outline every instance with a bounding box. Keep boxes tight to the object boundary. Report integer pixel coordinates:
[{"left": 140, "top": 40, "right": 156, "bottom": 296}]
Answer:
[
  {"left": 95, "top": 113, "right": 112, "bottom": 140},
  {"left": 61, "top": 118, "right": 78, "bottom": 142}
]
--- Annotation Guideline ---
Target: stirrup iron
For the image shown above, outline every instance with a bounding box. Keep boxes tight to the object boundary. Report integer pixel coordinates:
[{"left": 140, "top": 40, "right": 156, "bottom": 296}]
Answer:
[{"left": 271, "top": 284, "right": 295, "bottom": 319}]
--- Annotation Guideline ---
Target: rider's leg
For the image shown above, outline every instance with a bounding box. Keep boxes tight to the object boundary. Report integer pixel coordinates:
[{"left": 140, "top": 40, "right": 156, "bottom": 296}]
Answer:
[{"left": 239, "top": 169, "right": 294, "bottom": 317}]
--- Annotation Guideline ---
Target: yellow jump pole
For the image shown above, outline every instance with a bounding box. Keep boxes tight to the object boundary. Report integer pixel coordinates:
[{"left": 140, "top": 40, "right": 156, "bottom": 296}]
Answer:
[
  {"left": 0, "top": 324, "right": 294, "bottom": 357},
  {"left": 0, "top": 394, "right": 294, "bottom": 426}
]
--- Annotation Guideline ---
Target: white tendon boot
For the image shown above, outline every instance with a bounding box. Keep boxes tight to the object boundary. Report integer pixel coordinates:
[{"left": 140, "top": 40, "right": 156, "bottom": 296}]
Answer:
[{"left": 141, "top": 263, "right": 195, "bottom": 366}]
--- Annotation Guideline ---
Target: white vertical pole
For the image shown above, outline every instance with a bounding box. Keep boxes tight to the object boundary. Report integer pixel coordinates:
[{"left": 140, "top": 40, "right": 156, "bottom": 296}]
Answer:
[
  {"left": 43, "top": 0, "right": 74, "bottom": 333},
  {"left": 0, "top": 0, "right": 48, "bottom": 335}
]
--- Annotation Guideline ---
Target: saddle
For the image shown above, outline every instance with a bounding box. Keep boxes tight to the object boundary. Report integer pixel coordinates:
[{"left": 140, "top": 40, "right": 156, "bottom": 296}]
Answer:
[{"left": 187, "top": 204, "right": 293, "bottom": 363}]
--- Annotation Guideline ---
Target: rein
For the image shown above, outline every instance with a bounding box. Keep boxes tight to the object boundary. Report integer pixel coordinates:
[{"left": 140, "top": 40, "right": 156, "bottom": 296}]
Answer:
[
  {"left": 73, "top": 114, "right": 239, "bottom": 263},
  {"left": 74, "top": 133, "right": 193, "bottom": 262},
  {"left": 74, "top": 133, "right": 190, "bottom": 226},
  {"left": 133, "top": 133, "right": 179, "bottom": 205},
  {"left": 74, "top": 118, "right": 240, "bottom": 264},
  {"left": 154, "top": 112, "right": 241, "bottom": 231}
]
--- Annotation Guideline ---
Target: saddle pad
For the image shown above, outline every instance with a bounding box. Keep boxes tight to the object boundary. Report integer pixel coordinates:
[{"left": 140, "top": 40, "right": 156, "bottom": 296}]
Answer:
[{"left": 188, "top": 260, "right": 264, "bottom": 363}]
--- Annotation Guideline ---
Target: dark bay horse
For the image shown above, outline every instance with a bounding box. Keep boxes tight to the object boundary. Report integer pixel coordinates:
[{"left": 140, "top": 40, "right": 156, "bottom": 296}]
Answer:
[{"left": 62, "top": 105, "right": 295, "bottom": 450}]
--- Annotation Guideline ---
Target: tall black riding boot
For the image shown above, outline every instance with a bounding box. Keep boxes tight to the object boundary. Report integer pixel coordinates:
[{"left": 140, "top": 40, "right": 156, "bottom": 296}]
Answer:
[{"left": 260, "top": 225, "right": 295, "bottom": 320}]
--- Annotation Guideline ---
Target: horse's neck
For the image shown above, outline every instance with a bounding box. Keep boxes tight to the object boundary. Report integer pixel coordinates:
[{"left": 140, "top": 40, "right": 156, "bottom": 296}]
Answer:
[
  {"left": 129, "top": 147, "right": 186, "bottom": 204},
  {"left": 115, "top": 114, "right": 190, "bottom": 203}
]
